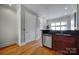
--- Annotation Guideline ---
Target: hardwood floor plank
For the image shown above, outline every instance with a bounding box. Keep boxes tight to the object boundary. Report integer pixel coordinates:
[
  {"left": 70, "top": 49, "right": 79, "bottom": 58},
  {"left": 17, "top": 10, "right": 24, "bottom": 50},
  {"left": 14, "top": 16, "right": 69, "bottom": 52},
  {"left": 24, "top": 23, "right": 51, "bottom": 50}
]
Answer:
[{"left": 0, "top": 40, "right": 63, "bottom": 55}]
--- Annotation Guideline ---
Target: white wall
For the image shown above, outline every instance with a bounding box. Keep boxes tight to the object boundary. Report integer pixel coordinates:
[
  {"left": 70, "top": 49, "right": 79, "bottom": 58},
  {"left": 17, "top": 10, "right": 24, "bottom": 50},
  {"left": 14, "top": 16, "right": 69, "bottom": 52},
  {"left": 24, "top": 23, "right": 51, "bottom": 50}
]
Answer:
[
  {"left": 18, "top": 5, "right": 40, "bottom": 45},
  {"left": 32, "top": 16, "right": 47, "bottom": 41},
  {"left": 40, "top": 17, "right": 47, "bottom": 30},
  {"left": 77, "top": 4, "right": 79, "bottom": 30},
  {"left": 21, "top": 5, "right": 26, "bottom": 44},
  {"left": 17, "top": 5, "right": 22, "bottom": 46},
  {"left": 16, "top": 5, "right": 41, "bottom": 46},
  {"left": 0, "top": 5, "right": 17, "bottom": 47},
  {"left": 35, "top": 17, "right": 42, "bottom": 40}
]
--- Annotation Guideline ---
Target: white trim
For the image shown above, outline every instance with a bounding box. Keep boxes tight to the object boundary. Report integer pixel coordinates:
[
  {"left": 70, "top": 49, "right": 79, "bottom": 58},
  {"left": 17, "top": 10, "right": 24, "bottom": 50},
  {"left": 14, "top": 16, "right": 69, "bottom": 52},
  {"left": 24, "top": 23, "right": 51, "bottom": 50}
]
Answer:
[
  {"left": 0, "top": 41, "right": 16, "bottom": 48},
  {"left": 17, "top": 4, "right": 22, "bottom": 46},
  {"left": 18, "top": 42, "right": 26, "bottom": 46}
]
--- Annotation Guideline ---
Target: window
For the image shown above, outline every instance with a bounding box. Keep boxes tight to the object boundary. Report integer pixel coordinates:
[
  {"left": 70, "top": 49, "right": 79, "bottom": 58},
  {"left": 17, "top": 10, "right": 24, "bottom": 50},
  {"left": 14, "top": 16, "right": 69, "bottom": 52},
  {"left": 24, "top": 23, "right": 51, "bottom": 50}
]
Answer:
[
  {"left": 61, "top": 22, "right": 67, "bottom": 25},
  {"left": 56, "top": 22, "right": 60, "bottom": 26},
  {"left": 51, "top": 27, "right": 55, "bottom": 30},
  {"left": 61, "top": 26, "right": 67, "bottom": 30},
  {"left": 71, "top": 19, "right": 74, "bottom": 30},
  {"left": 56, "top": 27, "right": 60, "bottom": 30},
  {"left": 51, "top": 23, "right": 55, "bottom": 26},
  {"left": 50, "top": 21, "right": 67, "bottom": 30}
]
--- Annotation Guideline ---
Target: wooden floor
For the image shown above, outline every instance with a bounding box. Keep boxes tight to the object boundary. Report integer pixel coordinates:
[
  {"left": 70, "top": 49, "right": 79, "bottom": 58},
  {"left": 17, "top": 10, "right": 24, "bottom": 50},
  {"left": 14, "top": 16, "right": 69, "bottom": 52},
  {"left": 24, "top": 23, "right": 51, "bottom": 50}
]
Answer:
[{"left": 0, "top": 40, "right": 63, "bottom": 55}]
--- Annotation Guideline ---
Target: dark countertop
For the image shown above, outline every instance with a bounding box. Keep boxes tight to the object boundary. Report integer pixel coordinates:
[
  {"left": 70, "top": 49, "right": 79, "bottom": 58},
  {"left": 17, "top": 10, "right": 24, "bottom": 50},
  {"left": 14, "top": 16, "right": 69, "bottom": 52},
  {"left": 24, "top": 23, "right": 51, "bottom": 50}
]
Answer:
[
  {"left": 56, "top": 33, "right": 72, "bottom": 36},
  {"left": 42, "top": 30, "right": 79, "bottom": 36}
]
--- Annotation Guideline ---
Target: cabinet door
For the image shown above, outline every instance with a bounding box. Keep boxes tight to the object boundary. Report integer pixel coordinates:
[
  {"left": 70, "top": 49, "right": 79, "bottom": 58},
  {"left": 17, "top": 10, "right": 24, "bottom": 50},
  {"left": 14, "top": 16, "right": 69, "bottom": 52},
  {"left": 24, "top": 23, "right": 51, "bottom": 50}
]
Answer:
[
  {"left": 53, "top": 35, "right": 75, "bottom": 50},
  {"left": 75, "top": 36, "right": 79, "bottom": 54},
  {"left": 62, "top": 36, "right": 75, "bottom": 48},
  {"left": 53, "top": 35, "right": 63, "bottom": 50},
  {"left": 43, "top": 35, "right": 52, "bottom": 48}
]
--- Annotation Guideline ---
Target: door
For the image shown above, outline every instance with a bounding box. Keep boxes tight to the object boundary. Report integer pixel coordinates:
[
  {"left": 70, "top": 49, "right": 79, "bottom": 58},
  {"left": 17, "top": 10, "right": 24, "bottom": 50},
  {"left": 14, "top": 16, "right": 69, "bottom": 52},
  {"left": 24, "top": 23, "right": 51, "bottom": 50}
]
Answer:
[{"left": 25, "top": 11, "right": 36, "bottom": 44}]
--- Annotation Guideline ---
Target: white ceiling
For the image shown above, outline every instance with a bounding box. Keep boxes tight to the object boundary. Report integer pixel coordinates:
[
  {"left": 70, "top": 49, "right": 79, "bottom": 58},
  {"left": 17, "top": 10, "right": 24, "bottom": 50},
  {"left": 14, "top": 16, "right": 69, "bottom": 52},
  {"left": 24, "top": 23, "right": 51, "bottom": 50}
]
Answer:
[{"left": 23, "top": 4, "right": 77, "bottom": 19}]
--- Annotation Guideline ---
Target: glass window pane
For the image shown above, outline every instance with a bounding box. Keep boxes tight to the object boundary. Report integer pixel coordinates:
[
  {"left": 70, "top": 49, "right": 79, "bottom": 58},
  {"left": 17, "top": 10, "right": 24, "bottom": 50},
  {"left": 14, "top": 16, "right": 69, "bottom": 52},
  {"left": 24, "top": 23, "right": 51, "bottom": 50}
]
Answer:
[
  {"left": 71, "top": 19, "right": 74, "bottom": 30},
  {"left": 56, "top": 22, "right": 60, "bottom": 26},
  {"left": 71, "top": 26, "right": 74, "bottom": 30},
  {"left": 51, "top": 27, "right": 55, "bottom": 30},
  {"left": 61, "top": 22, "right": 67, "bottom": 25},
  {"left": 71, "top": 20, "right": 74, "bottom": 25},
  {"left": 61, "top": 26, "right": 67, "bottom": 30},
  {"left": 56, "top": 27, "right": 60, "bottom": 30},
  {"left": 71, "top": 19, "right": 74, "bottom": 25},
  {"left": 51, "top": 23, "right": 55, "bottom": 26}
]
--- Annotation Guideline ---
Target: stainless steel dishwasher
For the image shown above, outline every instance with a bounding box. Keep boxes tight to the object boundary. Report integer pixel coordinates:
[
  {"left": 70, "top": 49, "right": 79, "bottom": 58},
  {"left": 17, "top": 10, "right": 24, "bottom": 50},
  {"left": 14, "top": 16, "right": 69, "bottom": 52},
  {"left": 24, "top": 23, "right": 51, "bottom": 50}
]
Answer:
[{"left": 42, "top": 34, "right": 52, "bottom": 48}]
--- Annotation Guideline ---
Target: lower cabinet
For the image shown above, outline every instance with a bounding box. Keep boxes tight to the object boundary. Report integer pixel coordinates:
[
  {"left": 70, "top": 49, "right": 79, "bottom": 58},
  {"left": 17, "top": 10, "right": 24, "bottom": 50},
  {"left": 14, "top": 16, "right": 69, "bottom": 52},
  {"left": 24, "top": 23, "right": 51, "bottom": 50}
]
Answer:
[
  {"left": 75, "top": 36, "right": 79, "bottom": 54},
  {"left": 42, "top": 33, "right": 79, "bottom": 54},
  {"left": 53, "top": 35, "right": 78, "bottom": 54}
]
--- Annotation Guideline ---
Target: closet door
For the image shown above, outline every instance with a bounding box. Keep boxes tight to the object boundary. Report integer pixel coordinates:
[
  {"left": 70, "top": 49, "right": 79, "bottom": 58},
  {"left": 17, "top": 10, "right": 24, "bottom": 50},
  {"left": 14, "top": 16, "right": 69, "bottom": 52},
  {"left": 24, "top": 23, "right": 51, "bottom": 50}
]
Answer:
[{"left": 25, "top": 11, "right": 36, "bottom": 43}]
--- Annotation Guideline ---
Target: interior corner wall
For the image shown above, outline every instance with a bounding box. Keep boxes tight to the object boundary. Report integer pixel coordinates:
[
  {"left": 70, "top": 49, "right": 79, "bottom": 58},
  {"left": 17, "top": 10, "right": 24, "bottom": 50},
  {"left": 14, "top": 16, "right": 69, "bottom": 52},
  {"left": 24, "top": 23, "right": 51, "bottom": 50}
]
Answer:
[{"left": 0, "top": 6, "right": 17, "bottom": 48}]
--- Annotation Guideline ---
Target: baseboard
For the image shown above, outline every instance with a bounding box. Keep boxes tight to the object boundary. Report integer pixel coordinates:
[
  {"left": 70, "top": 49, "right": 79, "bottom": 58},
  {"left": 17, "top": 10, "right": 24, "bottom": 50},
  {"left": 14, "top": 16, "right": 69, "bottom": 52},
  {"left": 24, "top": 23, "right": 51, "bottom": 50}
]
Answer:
[
  {"left": 19, "top": 42, "right": 26, "bottom": 46},
  {"left": 19, "top": 40, "right": 38, "bottom": 46},
  {"left": 0, "top": 41, "right": 16, "bottom": 48}
]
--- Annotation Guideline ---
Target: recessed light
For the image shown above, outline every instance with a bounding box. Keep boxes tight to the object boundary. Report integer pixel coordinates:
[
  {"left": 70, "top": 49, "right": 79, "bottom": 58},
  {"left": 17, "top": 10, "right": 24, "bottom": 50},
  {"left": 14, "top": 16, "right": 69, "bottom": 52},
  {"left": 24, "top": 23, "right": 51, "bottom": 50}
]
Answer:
[
  {"left": 9, "top": 4, "right": 12, "bottom": 6},
  {"left": 65, "top": 7, "right": 68, "bottom": 10}
]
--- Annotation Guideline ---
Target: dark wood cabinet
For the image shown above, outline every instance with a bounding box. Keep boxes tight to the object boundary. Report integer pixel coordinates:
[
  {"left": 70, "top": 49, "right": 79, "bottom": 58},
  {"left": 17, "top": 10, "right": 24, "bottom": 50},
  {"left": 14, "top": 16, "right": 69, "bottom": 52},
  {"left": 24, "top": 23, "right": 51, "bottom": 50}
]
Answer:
[
  {"left": 53, "top": 34, "right": 63, "bottom": 50},
  {"left": 42, "top": 30, "right": 79, "bottom": 55},
  {"left": 75, "top": 36, "right": 79, "bottom": 54},
  {"left": 53, "top": 34, "right": 79, "bottom": 54}
]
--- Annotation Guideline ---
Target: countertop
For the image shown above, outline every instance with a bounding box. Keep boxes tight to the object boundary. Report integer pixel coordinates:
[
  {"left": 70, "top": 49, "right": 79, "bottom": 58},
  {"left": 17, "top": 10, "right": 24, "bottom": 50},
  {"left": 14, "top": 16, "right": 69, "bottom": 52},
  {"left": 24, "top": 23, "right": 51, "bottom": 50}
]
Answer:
[{"left": 42, "top": 30, "right": 79, "bottom": 36}]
